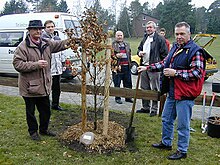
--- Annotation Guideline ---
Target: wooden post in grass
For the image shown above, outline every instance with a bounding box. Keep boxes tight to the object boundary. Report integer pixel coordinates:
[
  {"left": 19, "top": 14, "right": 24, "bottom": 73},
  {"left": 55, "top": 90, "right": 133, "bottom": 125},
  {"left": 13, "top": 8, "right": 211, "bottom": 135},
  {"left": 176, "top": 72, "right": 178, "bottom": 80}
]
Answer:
[
  {"left": 159, "top": 94, "right": 166, "bottom": 116},
  {"left": 103, "top": 38, "right": 112, "bottom": 135},
  {"left": 81, "top": 51, "right": 87, "bottom": 131}
]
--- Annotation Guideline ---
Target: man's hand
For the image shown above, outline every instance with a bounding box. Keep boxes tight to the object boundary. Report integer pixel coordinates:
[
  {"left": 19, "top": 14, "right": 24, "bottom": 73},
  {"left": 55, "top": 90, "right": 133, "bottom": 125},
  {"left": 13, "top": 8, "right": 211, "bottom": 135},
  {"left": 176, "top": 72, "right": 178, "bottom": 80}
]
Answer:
[
  {"left": 38, "top": 60, "right": 48, "bottom": 68},
  {"left": 116, "top": 53, "right": 122, "bottom": 58},
  {"left": 137, "top": 66, "right": 147, "bottom": 72},
  {"left": 163, "top": 68, "right": 176, "bottom": 77},
  {"left": 138, "top": 51, "right": 146, "bottom": 57}
]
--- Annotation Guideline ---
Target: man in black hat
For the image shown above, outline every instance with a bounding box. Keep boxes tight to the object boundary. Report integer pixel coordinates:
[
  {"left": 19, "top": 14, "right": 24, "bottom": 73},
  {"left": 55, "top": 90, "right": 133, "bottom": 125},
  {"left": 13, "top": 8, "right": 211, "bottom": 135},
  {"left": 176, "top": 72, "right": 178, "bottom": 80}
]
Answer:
[{"left": 13, "top": 20, "right": 70, "bottom": 141}]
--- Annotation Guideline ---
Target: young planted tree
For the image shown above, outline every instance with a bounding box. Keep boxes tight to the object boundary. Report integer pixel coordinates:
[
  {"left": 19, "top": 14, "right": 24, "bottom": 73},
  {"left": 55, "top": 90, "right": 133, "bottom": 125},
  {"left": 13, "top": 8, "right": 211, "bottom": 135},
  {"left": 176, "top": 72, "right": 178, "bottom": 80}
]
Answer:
[
  {"left": 65, "top": 9, "right": 109, "bottom": 131},
  {"left": 80, "top": 9, "right": 109, "bottom": 131},
  {"left": 61, "top": 9, "right": 127, "bottom": 152}
]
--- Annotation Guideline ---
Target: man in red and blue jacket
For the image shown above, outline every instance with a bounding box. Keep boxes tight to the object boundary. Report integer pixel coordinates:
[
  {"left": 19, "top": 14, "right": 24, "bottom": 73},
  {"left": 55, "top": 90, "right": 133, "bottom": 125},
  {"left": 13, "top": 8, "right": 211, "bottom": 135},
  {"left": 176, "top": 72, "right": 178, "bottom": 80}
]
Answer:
[{"left": 138, "top": 22, "right": 205, "bottom": 160}]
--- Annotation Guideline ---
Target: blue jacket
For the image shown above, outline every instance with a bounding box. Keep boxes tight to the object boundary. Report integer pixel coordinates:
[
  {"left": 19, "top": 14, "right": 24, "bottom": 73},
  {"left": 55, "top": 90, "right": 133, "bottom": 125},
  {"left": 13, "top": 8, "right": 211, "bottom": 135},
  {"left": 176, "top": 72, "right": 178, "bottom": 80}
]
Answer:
[{"left": 161, "top": 40, "right": 205, "bottom": 100}]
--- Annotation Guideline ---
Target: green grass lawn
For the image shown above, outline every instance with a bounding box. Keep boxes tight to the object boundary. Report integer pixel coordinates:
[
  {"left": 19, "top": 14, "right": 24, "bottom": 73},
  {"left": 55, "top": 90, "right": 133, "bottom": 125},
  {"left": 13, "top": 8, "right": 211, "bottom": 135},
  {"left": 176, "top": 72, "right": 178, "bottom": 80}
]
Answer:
[
  {"left": 0, "top": 94, "right": 220, "bottom": 164},
  {"left": 125, "top": 34, "right": 220, "bottom": 68}
]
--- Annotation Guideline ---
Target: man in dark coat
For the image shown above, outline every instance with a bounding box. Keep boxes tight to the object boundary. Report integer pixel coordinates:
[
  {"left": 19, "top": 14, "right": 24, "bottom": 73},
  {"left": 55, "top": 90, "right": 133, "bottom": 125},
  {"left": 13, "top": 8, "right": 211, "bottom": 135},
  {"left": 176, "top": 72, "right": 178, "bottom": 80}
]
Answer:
[{"left": 136, "top": 21, "right": 168, "bottom": 116}]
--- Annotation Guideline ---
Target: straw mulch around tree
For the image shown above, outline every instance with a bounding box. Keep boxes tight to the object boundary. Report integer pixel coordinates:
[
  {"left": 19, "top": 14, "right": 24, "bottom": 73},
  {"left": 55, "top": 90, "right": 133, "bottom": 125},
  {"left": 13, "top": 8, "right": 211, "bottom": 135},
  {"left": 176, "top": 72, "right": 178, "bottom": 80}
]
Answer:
[{"left": 59, "top": 120, "right": 126, "bottom": 153}]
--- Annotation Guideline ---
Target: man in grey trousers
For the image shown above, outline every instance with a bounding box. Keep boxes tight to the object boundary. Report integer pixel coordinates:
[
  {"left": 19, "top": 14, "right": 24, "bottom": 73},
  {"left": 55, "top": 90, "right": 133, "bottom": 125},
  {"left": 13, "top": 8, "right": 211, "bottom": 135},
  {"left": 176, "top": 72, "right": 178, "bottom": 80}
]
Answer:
[{"left": 136, "top": 21, "right": 168, "bottom": 117}]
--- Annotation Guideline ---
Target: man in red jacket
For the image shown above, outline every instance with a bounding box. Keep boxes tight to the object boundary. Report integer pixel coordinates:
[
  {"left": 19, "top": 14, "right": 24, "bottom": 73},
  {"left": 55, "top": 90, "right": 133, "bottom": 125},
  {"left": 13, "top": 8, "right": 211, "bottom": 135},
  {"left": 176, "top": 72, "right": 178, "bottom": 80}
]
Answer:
[
  {"left": 159, "top": 28, "right": 170, "bottom": 51},
  {"left": 138, "top": 22, "right": 205, "bottom": 160}
]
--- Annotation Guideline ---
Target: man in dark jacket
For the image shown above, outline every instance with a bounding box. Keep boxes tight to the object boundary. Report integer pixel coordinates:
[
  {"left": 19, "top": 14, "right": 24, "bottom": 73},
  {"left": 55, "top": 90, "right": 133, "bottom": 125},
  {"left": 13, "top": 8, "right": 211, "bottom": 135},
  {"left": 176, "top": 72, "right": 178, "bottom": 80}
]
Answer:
[
  {"left": 136, "top": 21, "right": 168, "bottom": 116},
  {"left": 13, "top": 20, "right": 69, "bottom": 141},
  {"left": 138, "top": 22, "right": 205, "bottom": 160}
]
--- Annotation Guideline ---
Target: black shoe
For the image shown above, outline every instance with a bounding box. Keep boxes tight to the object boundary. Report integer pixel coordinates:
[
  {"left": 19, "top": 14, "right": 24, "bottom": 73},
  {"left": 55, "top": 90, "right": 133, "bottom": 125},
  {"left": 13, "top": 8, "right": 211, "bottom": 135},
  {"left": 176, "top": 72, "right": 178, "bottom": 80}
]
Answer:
[
  {"left": 52, "top": 105, "right": 63, "bottom": 111},
  {"left": 115, "top": 99, "right": 122, "bottom": 104},
  {"left": 125, "top": 98, "right": 133, "bottom": 103},
  {"left": 150, "top": 111, "right": 157, "bottom": 117},
  {"left": 136, "top": 108, "right": 150, "bottom": 113},
  {"left": 30, "top": 132, "right": 41, "bottom": 141},
  {"left": 39, "top": 130, "right": 56, "bottom": 137},
  {"left": 167, "top": 150, "right": 187, "bottom": 160},
  {"left": 152, "top": 142, "right": 172, "bottom": 150}
]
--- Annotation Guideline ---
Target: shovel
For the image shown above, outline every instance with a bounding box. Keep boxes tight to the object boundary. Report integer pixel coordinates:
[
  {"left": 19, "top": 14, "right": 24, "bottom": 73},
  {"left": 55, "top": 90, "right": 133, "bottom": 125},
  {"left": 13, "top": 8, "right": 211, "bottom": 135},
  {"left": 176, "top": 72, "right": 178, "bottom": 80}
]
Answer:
[
  {"left": 207, "top": 93, "right": 216, "bottom": 118},
  {"left": 204, "top": 92, "right": 216, "bottom": 133},
  {"left": 125, "top": 72, "right": 141, "bottom": 143},
  {"left": 201, "top": 92, "right": 216, "bottom": 133},
  {"left": 201, "top": 92, "right": 207, "bottom": 133}
]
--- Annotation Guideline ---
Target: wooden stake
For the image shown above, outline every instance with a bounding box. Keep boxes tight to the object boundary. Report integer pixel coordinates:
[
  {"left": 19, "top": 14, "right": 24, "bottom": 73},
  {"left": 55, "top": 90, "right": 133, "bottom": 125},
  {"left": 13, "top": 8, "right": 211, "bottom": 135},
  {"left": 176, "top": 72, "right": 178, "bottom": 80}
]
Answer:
[
  {"left": 103, "top": 38, "right": 112, "bottom": 135},
  {"left": 159, "top": 94, "right": 166, "bottom": 117},
  {"left": 81, "top": 51, "right": 87, "bottom": 131}
]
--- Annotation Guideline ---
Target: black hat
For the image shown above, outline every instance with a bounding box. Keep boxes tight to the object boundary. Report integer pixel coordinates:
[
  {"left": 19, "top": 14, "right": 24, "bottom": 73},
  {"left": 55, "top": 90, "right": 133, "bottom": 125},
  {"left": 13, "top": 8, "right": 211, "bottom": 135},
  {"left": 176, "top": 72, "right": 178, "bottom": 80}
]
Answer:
[{"left": 26, "top": 20, "right": 45, "bottom": 29}]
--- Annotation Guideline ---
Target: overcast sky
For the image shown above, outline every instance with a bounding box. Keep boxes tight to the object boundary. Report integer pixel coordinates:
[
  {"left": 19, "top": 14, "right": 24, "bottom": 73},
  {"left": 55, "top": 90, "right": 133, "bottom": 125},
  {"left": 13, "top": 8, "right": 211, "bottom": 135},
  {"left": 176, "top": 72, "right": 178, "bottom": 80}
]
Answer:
[{"left": 0, "top": 0, "right": 215, "bottom": 12}]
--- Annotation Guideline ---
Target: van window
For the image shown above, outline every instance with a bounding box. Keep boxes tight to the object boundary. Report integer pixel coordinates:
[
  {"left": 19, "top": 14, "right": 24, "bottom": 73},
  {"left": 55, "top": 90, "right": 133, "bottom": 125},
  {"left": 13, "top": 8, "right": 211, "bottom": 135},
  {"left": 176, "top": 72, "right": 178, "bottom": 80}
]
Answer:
[
  {"left": 64, "top": 20, "right": 75, "bottom": 29},
  {"left": 0, "top": 32, "right": 23, "bottom": 47},
  {"left": 64, "top": 20, "right": 80, "bottom": 37},
  {"left": 73, "top": 20, "right": 81, "bottom": 36}
]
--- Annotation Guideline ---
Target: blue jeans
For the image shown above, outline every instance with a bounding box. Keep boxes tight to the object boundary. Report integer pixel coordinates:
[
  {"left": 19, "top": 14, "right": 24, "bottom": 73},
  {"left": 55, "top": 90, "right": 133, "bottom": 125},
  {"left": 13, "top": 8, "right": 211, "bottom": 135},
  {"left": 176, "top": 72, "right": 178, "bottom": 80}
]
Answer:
[{"left": 161, "top": 97, "right": 194, "bottom": 153}]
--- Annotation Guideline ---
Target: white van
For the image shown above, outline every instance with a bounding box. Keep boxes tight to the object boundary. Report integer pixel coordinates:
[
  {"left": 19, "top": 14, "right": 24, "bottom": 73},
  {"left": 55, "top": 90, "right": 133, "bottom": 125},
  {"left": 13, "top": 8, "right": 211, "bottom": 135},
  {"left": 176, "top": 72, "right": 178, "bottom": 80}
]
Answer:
[{"left": 0, "top": 12, "right": 81, "bottom": 79}]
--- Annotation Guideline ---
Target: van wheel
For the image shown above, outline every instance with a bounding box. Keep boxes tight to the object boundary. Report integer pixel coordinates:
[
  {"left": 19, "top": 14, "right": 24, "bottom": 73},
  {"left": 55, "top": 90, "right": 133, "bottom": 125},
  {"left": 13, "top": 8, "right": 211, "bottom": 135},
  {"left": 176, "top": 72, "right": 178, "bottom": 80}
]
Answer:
[{"left": 131, "top": 62, "right": 138, "bottom": 75}]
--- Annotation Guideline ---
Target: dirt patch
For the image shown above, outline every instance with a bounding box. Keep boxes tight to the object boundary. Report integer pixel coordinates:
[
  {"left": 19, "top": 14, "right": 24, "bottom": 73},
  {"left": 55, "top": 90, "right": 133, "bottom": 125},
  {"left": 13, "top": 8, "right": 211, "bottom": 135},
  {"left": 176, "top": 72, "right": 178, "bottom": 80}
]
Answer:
[{"left": 51, "top": 107, "right": 136, "bottom": 153}]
